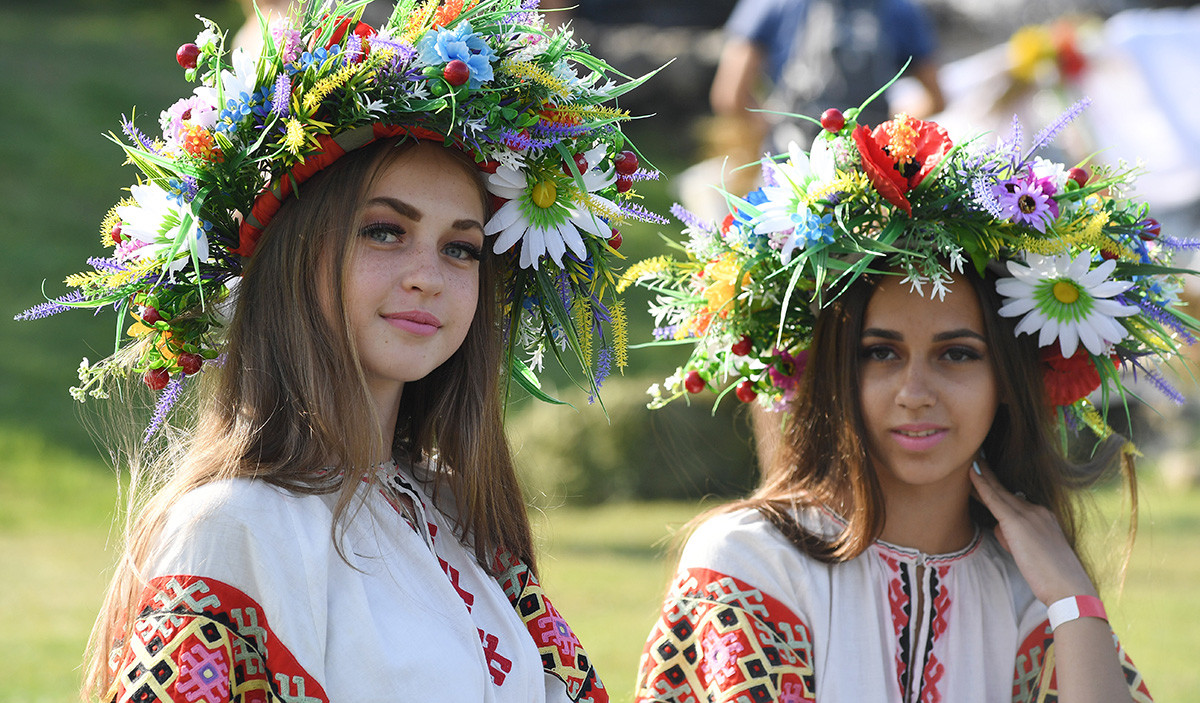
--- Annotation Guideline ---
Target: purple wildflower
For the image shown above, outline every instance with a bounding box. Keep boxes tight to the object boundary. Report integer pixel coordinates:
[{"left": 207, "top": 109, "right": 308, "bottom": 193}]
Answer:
[
  {"left": 762, "top": 160, "right": 779, "bottom": 188},
  {"left": 1026, "top": 99, "right": 1091, "bottom": 161},
  {"left": 1132, "top": 296, "right": 1198, "bottom": 344},
  {"left": 271, "top": 74, "right": 292, "bottom": 117},
  {"left": 652, "top": 325, "right": 679, "bottom": 340},
  {"left": 344, "top": 34, "right": 363, "bottom": 64},
  {"left": 1136, "top": 363, "right": 1186, "bottom": 405},
  {"left": 14, "top": 291, "right": 85, "bottom": 321},
  {"left": 621, "top": 201, "right": 669, "bottom": 224},
  {"left": 143, "top": 373, "right": 186, "bottom": 442},
  {"left": 534, "top": 120, "right": 591, "bottom": 137},
  {"left": 995, "top": 114, "right": 1024, "bottom": 169},
  {"left": 120, "top": 115, "right": 157, "bottom": 153},
  {"left": 671, "top": 203, "right": 716, "bottom": 234},
  {"left": 1161, "top": 236, "right": 1200, "bottom": 250},
  {"left": 588, "top": 347, "right": 613, "bottom": 404},
  {"left": 972, "top": 174, "right": 1004, "bottom": 217},
  {"left": 994, "top": 169, "right": 1059, "bottom": 232},
  {"left": 86, "top": 257, "right": 127, "bottom": 272}
]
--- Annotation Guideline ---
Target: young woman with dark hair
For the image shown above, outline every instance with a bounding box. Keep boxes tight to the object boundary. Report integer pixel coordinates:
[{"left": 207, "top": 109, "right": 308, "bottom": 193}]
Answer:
[{"left": 627, "top": 105, "right": 1178, "bottom": 701}]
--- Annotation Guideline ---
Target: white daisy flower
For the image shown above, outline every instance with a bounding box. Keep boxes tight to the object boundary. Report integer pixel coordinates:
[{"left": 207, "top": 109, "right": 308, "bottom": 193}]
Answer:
[
  {"left": 484, "top": 144, "right": 615, "bottom": 269},
  {"left": 115, "top": 183, "right": 211, "bottom": 278},
  {"left": 996, "top": 251, "right": 1139, "bottom": 357}
]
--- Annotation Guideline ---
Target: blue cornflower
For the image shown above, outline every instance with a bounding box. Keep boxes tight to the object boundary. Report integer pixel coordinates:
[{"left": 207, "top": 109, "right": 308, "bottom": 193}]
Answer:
[
  {"left": 779, "top": 209, "right": 834, "bottom": 264},
  {"left": 415, "top": 21, "right": 496, "bottom": 90}
]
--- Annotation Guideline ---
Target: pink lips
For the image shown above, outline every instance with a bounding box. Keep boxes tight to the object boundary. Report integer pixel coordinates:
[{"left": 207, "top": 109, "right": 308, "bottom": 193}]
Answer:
[
  {"left": 383, "top": 310, "right": 442, "bottom": 337},
  {"left": 889, "top": 424, "right": 948, "bottom": 452}
]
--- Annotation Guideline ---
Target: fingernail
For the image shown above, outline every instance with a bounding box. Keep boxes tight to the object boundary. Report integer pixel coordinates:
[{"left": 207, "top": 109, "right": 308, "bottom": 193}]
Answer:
[{"left": 972, "top": 460, "right": 982, "bottom": 475}]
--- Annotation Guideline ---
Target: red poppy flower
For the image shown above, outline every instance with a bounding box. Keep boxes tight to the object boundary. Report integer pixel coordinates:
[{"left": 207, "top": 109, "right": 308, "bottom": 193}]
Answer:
[
  {"left": 1041, "top": 346, "right": 1110, "bottom": 406},
  {"left": 852, "top": 115, "right": 952, "bottom": 215}
]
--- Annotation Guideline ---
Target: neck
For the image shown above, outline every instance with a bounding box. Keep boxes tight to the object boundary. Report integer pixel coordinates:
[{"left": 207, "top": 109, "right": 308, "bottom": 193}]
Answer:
[
  {"left": 877, "top": 477, "right": 976, "bottom": 555},
  {"left": 369, "top": 381, "right": 403, "bottom": 463}
]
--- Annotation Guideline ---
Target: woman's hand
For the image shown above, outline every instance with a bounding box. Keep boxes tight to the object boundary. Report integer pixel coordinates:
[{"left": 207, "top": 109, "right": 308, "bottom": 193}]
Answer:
[{"left": 968, "top": 460, "right": 1097, "bottom": 605}]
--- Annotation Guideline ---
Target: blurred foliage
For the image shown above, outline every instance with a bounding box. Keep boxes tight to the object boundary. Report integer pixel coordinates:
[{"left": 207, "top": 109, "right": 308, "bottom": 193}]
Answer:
[{"left": 512, "top": 377, "right": 760, "bottom": 505}]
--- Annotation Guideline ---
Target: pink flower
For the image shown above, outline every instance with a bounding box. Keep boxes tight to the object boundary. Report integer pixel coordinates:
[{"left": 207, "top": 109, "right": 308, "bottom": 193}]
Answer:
[{"left": 768, "top": 348, "right": 808, "bottom": 401}]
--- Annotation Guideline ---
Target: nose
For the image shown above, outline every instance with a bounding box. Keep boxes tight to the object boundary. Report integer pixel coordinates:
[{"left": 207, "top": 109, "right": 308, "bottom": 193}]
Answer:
[
  {"left": 399, "top": 241, "right": 444, "bottom": 295},
  {"left": 895, "top": 360, "right": 935, "bottom": 409}
]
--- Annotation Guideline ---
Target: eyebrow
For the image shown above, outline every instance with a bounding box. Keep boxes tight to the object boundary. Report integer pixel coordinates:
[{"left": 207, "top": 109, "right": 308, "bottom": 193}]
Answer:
[
  {"left": 861, "top": 327, "right": 986, "bottom": 343},
  {"left": 366, "top": 195, "right": 485, "bottom": 233}
]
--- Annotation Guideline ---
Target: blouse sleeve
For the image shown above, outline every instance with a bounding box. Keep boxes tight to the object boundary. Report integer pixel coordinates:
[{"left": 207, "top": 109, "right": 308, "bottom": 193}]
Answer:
[
  {"left": 110, "top": 481, "right": 330, "bottom": 703},
  {"left": 634, "top": 566, "right": 817, "bottom": 703},
  {"left": 1012, "top": 619, "right": 1154, "bottom": 702}
]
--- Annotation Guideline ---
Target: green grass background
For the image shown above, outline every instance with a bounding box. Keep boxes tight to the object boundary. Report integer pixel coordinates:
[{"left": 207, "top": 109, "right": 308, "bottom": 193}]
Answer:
[{"left": 3, "top": 1, "right": 1199, "bottom": 701}]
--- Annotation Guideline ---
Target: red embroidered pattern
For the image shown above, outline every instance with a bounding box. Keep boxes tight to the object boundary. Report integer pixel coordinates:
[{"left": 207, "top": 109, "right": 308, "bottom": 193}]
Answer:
[
  {"left": 635, "top": 568, "right": 815, "bottom": 703},
  {"left": 113, "top": 575, "right": 327, "bottom": 703},
  {"left": 1012, "top": 620, "right": 1154, "bottom": 702}
]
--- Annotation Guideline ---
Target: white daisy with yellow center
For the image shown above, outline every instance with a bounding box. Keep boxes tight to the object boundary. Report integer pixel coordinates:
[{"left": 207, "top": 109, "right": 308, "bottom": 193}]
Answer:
[
  {"left": 996, "top": 251, "right": 1139, "bottom": 357},
  {"left": 484, "top": 144, "right": 616, "bottom": 269}
]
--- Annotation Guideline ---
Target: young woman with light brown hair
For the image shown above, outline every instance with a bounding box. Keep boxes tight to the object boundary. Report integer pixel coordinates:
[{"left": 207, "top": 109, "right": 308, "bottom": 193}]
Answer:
[{"left": 19, "top": 3, "right": 659, "bottom": 700}]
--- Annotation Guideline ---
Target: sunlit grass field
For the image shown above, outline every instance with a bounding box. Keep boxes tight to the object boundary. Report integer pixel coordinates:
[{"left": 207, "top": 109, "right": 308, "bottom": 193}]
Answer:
[{"left": 3, "top": 430, "right": 1198, "bottom": 702}]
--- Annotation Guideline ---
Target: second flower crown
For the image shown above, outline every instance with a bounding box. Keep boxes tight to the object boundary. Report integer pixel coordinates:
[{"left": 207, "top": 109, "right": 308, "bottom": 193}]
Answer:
[{"left": 623, "top": 91, "right": 1200, "bottom": 445}]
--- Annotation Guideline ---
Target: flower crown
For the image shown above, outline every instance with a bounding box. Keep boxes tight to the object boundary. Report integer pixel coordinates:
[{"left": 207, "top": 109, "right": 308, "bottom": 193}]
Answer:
[
  {"left": 18, "top": 0, "right": 661, "bottom": 435},
  {"left": 622, "top": 95, "right": 1200, "bottom": 443}
]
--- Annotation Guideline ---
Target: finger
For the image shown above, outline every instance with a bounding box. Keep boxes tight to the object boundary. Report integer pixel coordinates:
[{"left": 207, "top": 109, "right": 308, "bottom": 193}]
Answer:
[{"left": 969, "top": 460, "right": 1025, "bottom": 516}]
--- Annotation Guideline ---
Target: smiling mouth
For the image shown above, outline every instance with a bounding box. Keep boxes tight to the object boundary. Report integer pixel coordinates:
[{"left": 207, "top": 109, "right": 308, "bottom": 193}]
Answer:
[{"left": 896, "top": 428, "right": 940, "bottom": 438}]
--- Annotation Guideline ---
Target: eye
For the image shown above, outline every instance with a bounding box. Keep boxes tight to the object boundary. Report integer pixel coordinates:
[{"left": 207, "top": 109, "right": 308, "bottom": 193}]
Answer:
[
  {"left": 444, "top": 241, "right": 483, "bottom": 262},
  {"left": 943, "top": 346, "right": 984, "bottom": 362},
  {"left": 860, "top": 345, "right": 897, "bottom": 362},
  {"left": 361, "top": 222, "right": 404, "bottom": 244}
]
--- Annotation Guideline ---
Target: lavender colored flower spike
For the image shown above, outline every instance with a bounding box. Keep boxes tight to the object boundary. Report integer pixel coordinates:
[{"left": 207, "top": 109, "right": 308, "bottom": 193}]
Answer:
[
  {"left": 1138, "top": 363, "right": 1187, "bottom": 405},
  {"left": 1161, "top": 235, "right": 1200, "bottom": 250},
  {"left": 120, "top": 115, "right": 157, "bottom": 153},
  {"left": 14, "top": 291, "right": 85, "bottom": 321},
  {"left": 1025, "top": 98, "right": 1091, "bottom": 161},
  {"left": 271, "top": 74, "right": 292, "bottom": 117},
  {"left": 670, "top": 203, "right": 716, "bottom": 234},
  {"left": 972, "top": 175, "right": 1004, "bottom": 218},
  {"left": 622, "top": 201, "right": 669, "bottom": 224},
  {"left": 1134, "top": 296, "right": 1198, "bottom": 344},
  {"left": 143, "top": 374, "right": 186, "bottom": 442},
  {"left": 997, "top": 115, "right": 1023, "bottom": 168}
]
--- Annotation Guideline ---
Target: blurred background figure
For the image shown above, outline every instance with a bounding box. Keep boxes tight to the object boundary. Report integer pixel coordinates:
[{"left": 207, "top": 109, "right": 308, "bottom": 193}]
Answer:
[{"left": 711, "top": 0, "right": 945, "bottom": 153}]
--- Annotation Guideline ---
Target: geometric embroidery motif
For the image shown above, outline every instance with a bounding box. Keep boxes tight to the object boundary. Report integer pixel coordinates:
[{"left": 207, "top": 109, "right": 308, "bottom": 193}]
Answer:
[
  {"left": 113, "top": 575, "right": 327, "bottom": 703},
  {"left": 635, "top": 568, "right": 816, "bottom": 703},
  {"left": 495, "top": 552, "right": 608, "bottom": 702},
  {"left": 1011, "top": 619, "right": 1154, "bottom": 703}
]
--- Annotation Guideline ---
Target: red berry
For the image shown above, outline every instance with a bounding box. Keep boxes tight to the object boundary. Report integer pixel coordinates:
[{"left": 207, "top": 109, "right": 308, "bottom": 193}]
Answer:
[
  {"left": 1100, "top": 249, "right": 1119, "bottom": 261},
  {"left": 683, "top": 370, "right": 706, "bottom": 394},
  {"left": 563, "top": 152, "right": 589, "bottom": 176},
  {"left": 141, "top": 306, "right": 163, "bottom": 324},
  {"left": 1067, "top": 167, "right": 1089, "bottom": 187},
  {"left": 443, "top": 59, "right": 470, "bottom": 87},
  {"left": 614, "top": 150, "right": 639, "bottom": 175},
  {"left": 143, "top": 367, "right": 170, "bottom": 391},
  {"left": 179, "top": 352, "right": 204, "bottom": 376},
  {"left": 820, "top": 108, "right": 845, "bottom": 133},
  {"left": 1140, "top": 217, "right": 1161, "bottom": 241},
  {"left": 110, "top": 223, "right": 123, "bottom": 244},
  {"left": 731, "top": 335, "right": 753, "bottom": 356},
  {"left": 608, "top": 229, "right": 622, "bottom": 250},
  {"left": 736, "top": 380, "right": 758, "bottom": 403},
  {"left": 616, "top": 175, "right": 633, "bottom": 193},
  {"left": 478, "top": 159, "right": 500, "bottom": 174},
  {"left": 176, "top": 43, "right": 201, "bottom": 69}
]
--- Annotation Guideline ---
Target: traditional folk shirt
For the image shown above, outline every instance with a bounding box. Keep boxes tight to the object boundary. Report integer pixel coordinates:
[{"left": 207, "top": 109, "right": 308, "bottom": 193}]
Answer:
[
  {"left": 111, "top": 461, "right": 604, "bottom": 703},
  {"left": 635, "top": 506, "right": 1152, "bottom": 703}
]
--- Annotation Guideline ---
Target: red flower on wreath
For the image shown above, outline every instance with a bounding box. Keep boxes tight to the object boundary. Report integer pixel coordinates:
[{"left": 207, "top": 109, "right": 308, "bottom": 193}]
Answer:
[
  {"left": 1041, "top": 346, "right": 1112, "bottom": 406},
  {"left": 852, "top": 114, "right": 952, "bottom": 215}
]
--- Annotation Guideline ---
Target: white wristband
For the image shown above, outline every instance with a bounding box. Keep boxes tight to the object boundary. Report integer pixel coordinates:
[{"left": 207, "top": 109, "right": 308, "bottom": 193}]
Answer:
[{"left": 1047, "top": 595, "right": 1107, "bottom": 631}]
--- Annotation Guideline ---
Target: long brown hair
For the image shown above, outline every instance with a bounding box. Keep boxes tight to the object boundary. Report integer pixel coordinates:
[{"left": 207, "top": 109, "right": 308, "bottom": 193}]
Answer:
[
  {"left": 83, "top": 138, "right": 533, "bottom": 697},
  {"left": 733, "top": 266, "right": 1133, "bottom": 564}
]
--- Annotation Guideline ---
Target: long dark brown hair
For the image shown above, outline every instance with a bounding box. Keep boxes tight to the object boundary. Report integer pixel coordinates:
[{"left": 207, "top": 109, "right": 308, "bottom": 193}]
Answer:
[
  {"left": 732, "top": 266, "right": 1134, "bottom": 564},
  {"left": 83, "top": 138, "right": 533, "bottom": 697}
]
